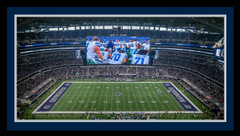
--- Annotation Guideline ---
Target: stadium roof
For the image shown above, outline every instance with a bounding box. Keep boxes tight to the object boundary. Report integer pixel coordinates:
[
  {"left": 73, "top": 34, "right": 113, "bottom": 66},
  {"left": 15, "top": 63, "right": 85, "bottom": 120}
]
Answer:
[{"left": 17, "top": 17, "right": 224, "bottom": 34}]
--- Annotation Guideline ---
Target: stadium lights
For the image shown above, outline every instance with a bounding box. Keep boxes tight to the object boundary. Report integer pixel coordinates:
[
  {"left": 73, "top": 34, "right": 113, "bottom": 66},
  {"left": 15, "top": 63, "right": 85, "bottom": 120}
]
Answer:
[
  {"left": 49, "top": 28, "right": 58, "bottom": 31},
  {"left": 132, "top": 26, "right": 140, "bottom": 30},
  {"left": 31, "top": 26, "right": 39, "bottom": 33},
  {"left": 21, "top": 24, "right": 220, "bottom": 35},
  {"left": 160, "top": 27, "right": 167, "bottom": 31},
  {"left": 104, "top": 26, "right": 113, "bottom": 29},
  {"left": 144, "top": 26, "right": 150, "bottom": 30},
  {"left": 95, "top": 26, "right": 103, "bottom": 29},
  {"left": 68, "top": 27, "right": 75, "bottom": 30},
  {"left": 58, "top": 28, "right": 63, "bottom": 31},
  {"left": 81, "top": 26, "right": 85, "bottom": 30}
]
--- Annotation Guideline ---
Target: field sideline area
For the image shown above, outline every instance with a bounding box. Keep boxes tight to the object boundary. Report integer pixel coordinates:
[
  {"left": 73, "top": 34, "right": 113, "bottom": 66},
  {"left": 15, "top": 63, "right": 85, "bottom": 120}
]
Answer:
[{"left": 32, "top": 81, "right": 202, "bottom": 114}]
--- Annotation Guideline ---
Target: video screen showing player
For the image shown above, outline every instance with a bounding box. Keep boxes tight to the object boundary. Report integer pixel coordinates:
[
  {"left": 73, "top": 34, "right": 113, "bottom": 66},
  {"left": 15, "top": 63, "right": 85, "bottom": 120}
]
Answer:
[{"left": 86, "top": 36, "right": 150, "bottom": 65}]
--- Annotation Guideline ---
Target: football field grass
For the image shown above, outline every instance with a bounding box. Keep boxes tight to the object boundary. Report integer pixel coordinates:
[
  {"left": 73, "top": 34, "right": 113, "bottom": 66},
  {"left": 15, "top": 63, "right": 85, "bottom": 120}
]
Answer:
[
  {"left": 34, "top": 82, "right": 202, "bottom": 114},
  {"left": 52, "top": 82, "right": 183, "bottom": 112}
]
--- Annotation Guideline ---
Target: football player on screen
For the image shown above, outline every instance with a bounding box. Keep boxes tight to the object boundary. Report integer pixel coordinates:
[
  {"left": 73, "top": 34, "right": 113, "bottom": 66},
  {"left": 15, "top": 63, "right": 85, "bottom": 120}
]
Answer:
[
  {"left": 128, "top": 39, "right": 139, "bottom": 56},
  {"left": 142, "top": 40, "right": 150, "bottom": 51},
  {"left": 87, "top": 37, "right": 107, "bottom": 64},
  {"left": 113, "top": 39, "right": 122, "bottom": 52},
  {"left": 107, "top": 49, "right": 127, "bottom": 64},
  {"left": 101, "top": 48, "right": 112, "bottom": 61},
  {"left": 131, "top": 51, "right": 149, "bottom": 65}
]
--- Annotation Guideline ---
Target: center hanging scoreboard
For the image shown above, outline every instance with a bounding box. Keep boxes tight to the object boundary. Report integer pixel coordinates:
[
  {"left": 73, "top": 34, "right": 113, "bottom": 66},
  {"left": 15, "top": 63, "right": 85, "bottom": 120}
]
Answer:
[{"left": 86, "top": 36, "right": 151, "bottom": 65}]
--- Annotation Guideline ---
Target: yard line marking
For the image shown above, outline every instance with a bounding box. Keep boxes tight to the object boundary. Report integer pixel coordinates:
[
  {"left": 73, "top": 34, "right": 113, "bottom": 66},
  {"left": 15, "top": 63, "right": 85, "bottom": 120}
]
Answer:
[
  {"left": 159, "top": 83, "right": 177, "bottom": 111},
  {"left": 121, "top": 83, "right": 126, "bottom": 111},
  {"left": 83, "top": 83, "right": 97, "bottom": 111},
  {"left": 130, "top": 82, "right": 140, "bottom": 111},
  {"left": 64, "top": 81, "right": 176, "bottom": 83},
  {"left": 150, "top": 83, "right": 169, "bottom": 111},
  {"left": 70, "top": 83, "right": 87, "bottom": 111},
  {"left": 139, "top": 83, "right": 154, "bottom": 111},
  {"left": 54, "top": 83, "right": 77, "bottom": 111},
  {"left": 111, "top": 83, "right": 114, "bottom": 111},
  {"left": 160, "top": 83, "right": 182, "bottom": 110},
  {"left": 116, "top": 83, "right": 119, "bottom": 111},
  {"left": 125, "top": 83, "right": 133, "bottom": 111},
  {"left": 62, "top": 83, "right": 80, "bottom": 111},
  {"left": 132, "top": 83, "right": 145, "bottom": 111},
  {"left": 97, "top": 83, "right": 105, "bottom": 111},
  {"left": 103, "top": 83, "right": 110, "bottom": 111},
  {"left": 156, "top": 83, "right": 178, "bottom": 111},
  {"left": 76, "top": 83, "right": 92, "bottom": 111},
  {"left": 143, "top": 83, "right": 158, "bottom": 111},
  {"left": 146, "top": 83, "right": 165, "bottom": 111},
  {"left": 91, "top": 84, "right": 104, "bottom": 110},
  {"left": 93, "top": 83, "right": 105, "bottom": 111}
]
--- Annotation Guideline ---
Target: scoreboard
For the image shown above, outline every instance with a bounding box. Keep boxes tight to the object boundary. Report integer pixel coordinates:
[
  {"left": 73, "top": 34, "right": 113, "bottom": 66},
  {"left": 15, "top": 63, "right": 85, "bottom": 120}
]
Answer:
[{"left": 86, "top": 36, "right": 151, "bottom": 65}]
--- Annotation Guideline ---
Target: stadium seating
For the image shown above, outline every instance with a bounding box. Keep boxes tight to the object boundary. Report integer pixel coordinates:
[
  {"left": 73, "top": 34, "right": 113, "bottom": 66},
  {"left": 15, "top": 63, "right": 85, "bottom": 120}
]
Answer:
[{"left": 17, "top": 28, "right": 224, "bottom": 120}]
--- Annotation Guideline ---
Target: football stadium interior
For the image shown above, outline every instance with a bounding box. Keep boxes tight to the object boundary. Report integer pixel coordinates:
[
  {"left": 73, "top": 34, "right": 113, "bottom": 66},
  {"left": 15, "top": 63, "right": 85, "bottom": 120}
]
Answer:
[{"left": 16, "top": 16, "right": 224, "bottom": 120}]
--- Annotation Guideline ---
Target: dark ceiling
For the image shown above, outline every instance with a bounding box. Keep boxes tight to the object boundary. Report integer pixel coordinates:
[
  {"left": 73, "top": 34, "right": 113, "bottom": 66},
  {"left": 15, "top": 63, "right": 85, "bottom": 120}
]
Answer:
[{"left": 17, "top": 17, "right": 224, "bottom": 34}]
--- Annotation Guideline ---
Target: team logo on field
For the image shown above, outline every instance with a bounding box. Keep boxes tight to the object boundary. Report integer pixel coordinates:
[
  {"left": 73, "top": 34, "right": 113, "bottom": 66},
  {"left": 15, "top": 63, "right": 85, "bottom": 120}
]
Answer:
[
  {"left": 43, "top": 104, "right": 51, "bottom": 109},
  {"left": 115, "top": 93, "right": 121, "bottom": 96}
]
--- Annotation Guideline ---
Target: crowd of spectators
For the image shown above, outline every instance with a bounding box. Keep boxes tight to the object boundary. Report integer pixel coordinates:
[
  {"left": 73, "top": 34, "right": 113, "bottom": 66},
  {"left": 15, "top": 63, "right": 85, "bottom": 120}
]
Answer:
[
  {"left": 17, "top": 50, "right": 83, "bottom": 80},
  {"left": 153, "top": 50, "right": 224, "bottom": 84},
  {"left": 166, "top": 68, "right": 224, "bottom": 106},
  {"left": 18, "top": 65, "right": 223, "bottom": 103}
]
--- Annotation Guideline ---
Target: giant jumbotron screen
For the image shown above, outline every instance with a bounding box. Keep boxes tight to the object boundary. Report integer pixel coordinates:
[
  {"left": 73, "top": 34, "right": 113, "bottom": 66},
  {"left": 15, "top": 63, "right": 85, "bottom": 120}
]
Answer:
[{"left": 86, "top": 36, "right": 150, "bottom": 65}]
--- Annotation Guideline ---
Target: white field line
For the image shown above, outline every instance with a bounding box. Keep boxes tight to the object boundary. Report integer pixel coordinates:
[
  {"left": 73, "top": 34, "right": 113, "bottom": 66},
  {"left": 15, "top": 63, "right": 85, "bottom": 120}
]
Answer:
[
  {"left": 110, "top": 83, "right": 114, "bottom": 111},
  {"left": 33, "top": 111, "right": 202, "bottom": 114},
  {"left": 147, "top": 83, "right": 166, "bottom": 111},
  {"left": 91, "top": 83, "right": 105, "bottom": 111},
  {"left": 121, "top": 83, "right": 126, "bottom": 111},
  {"left": 70, "top": 83, "right": 87, "bottom": 111},
  {"left": 155, "top": 83, "right": 172, "bottom": 110},
  {"left": 143, "top": 83, "right": 158, "bottom": 111},
  {"left": 83, "top": 83, "right": 97, "bottom": 111},
  {"left": 126, "top": 83, "right": 133, "bottom": 111},
  {"left": 33, "top": 82, "right": 202, "bottom": 114},
  {"left": 96, "top": 83, "right": 105, "bottom": 111},
  {"left": 32, "top": 82, "right": 65, "bottom": 114},
  {"left": 170, "top": 82, "right": 202, "bottom": 113},
  {"left": 135, "top": 84, "right": 147, "bottom": 111},
  {"left": 130, "top": 83, "right": 141, "bottom": 111},
  {"left": 116, "top": 84, "right": 119, "bottom": 111},
  {"left": 103, "top": 84, "right": 110, "bottom": 111},
  {"left": 52, "top": 82, "right": 75, "bottom": 111},
  {"left": 67, "top": 82, "right": 172, "bottom": 83},
  {"left": 75, "top": 83, "right": 91, "bottom": 111},
  {"left": 53, "top": 83, "right": 75, "bottom": 111},
  {"left": 156, "top": 83, "right": 180, "bottom": 111},
  {"left": 61, "top": 83, "right": 79, "bottom": 111},
  {"left": 140, "top": 83, "right": 153, "bottom": 111}
]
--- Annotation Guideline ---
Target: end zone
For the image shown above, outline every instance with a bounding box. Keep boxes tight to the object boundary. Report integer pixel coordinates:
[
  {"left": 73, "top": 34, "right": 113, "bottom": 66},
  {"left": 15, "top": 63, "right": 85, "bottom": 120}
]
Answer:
[
  {"left": 32, "top": 82, "right": 72, "bottom": 113},
  {"left": 163, "top": 82, "right": 202, "bottom": 113}
]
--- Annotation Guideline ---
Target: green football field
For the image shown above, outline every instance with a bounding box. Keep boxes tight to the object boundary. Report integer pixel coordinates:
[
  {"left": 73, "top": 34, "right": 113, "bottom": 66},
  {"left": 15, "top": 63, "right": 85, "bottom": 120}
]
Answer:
[{"left": 42, "top": 82, "right": 191, "bottom": 113}]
